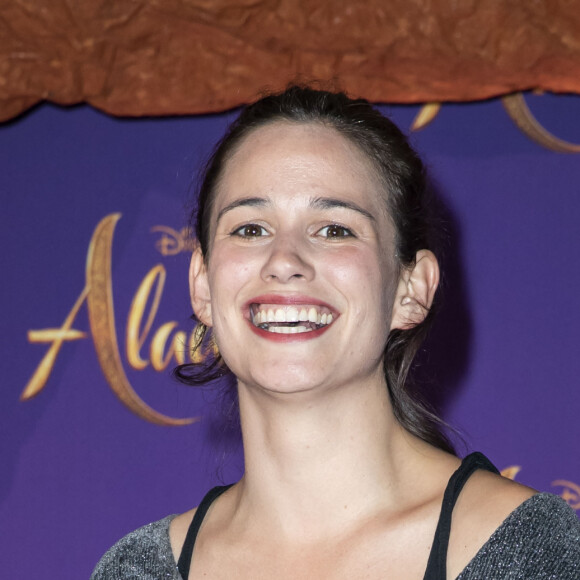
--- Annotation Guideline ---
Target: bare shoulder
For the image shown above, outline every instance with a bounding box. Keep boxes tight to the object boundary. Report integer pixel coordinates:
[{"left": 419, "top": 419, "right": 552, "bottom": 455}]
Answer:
[
  {"left": 169, "top": 507, "right": 198, "bottom": 564},
  {"left": 458, "top": 468, "right": 537, "bottom": 529},
  {"left": 447, "top": 468, "right": 537, "bottom": 578}
]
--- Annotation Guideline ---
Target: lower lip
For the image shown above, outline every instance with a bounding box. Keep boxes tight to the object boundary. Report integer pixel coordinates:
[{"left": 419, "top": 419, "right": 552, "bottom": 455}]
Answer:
[{"left": 246, "top": 320, "right": 333, "bottom": 342}]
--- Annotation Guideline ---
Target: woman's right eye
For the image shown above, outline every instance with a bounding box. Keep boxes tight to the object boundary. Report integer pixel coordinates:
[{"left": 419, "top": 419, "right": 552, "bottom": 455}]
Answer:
[{"left": 231, "top": 224, "right": 268, "bottom": 238}]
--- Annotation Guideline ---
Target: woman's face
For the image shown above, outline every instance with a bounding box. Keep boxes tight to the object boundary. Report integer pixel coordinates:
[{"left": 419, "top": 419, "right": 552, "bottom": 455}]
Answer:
[{"left": 193, "top": 121, "right": 405, "bottom": 395}]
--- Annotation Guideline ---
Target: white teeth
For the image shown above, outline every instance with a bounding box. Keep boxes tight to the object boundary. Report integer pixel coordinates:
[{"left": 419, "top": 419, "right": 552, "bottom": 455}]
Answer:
[
  {"left": 308, "top": 307, "right": 318, "bottom": 323},
  {"left": 294, "top": 326, "right": 310, "bottom": 333},
  {"left": 286, "top": 307, "right": 299, "bottom": 322},
  {"left": 269, "top": 325, "right": 312, "bottom": 334},
  {"left": 252, "top": 304, "right": 336, "bottom": 332}
]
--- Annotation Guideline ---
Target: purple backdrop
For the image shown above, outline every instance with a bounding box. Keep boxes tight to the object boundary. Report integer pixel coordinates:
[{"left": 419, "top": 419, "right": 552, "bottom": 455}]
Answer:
[{"left": 1, "top": 94, "right": 579, "bottom": 578}]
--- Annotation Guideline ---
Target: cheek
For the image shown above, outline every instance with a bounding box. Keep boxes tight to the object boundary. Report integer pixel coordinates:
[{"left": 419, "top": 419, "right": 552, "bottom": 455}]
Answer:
[
  {"left": 328, "top": 251, "right": 398, "bottom": 348},
  {"left": 209, "top": 246, "right": 255, "bottom": 287},
  {"left": 326, "top": 248, "right": 397, "bottom": 304},
  {"left": 207, "top": 246, "right": 257, "bottom": 329}
]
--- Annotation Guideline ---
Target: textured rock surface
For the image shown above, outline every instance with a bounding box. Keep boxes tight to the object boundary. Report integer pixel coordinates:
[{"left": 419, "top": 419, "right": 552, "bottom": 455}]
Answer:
[{"left": 1, "top": 0, "right": 580, "bottom": 121}]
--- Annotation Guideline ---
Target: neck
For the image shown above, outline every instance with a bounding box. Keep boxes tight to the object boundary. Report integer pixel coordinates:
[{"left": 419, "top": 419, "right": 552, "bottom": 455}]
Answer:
[{"left": 230, "top": 374, "right": 443, "bottom": 539}]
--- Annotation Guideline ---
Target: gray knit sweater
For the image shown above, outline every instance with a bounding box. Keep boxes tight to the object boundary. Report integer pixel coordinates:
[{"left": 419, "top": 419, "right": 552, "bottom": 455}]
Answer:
[{"left": 91, "top": 493, "right": 580, "bottom": 579}]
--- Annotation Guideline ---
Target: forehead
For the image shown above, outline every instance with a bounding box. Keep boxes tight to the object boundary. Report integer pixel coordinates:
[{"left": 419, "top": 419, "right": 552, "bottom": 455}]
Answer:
[{"left": 214, "top": 121, "right": 387, "bottom": 214}]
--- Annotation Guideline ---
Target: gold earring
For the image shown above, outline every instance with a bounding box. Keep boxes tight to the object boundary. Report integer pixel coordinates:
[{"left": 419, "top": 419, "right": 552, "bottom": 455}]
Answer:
[{"left": 189, "top": 323, "right": 207, "bottom": 363}]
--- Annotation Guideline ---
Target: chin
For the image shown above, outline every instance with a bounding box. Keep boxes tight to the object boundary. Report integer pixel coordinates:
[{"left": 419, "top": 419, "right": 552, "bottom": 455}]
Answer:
[{"left": 239, "top": 366, "right": 327, "bottom": 396}]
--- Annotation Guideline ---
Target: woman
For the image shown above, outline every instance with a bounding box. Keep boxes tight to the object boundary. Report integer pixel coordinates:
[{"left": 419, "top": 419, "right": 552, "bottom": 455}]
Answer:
[{"left": 91, "top": 86, "right": 580, "bottom": 579}]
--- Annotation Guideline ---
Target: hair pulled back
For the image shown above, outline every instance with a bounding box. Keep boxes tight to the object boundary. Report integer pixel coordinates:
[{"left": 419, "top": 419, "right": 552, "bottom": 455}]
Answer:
[{"left": 174, "top": 85, "right": 454, "bottom": 454}]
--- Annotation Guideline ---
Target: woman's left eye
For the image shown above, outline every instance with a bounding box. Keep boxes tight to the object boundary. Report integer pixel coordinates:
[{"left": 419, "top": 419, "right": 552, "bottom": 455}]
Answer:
[{"left": 317, "top": 224, "right": 354, "bottom": 238}]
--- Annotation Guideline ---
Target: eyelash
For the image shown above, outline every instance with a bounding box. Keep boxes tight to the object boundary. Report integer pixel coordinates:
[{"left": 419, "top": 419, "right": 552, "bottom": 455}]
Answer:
[
  {"left": 317, "top": 224, "right": 354, "bottom": 239},
  {"left": 231, "top": 224, "right": 269, "bottom": 238},
  {"left": 230, "top": 223, "right": 355, "bottom": 239}
]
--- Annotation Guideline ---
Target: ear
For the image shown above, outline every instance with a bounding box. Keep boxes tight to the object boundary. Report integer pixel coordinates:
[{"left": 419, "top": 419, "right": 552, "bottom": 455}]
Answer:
[
  {"left": 189, "top": 246, "right": 213, "bottom": 327},
  {"left": 390, "top": 250, "right": 439, "bottom": 331}
]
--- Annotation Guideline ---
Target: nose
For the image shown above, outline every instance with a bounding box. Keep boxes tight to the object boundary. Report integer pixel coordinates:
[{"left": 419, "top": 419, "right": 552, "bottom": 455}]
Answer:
[{"left": 260, "top": 234, "right": 315, "bottom": 283}]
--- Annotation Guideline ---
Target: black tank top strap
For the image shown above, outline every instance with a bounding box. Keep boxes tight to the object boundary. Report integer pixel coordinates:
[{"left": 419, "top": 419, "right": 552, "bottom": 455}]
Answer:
[
  {"left": 178, "top": 484, "right": 233, "bottom": 580},
  {"left": 423, "top": 452, "right": 499, "bottom": 580},
  {"left": 177, "top": 453, "right": 497, "bottom": 580}
]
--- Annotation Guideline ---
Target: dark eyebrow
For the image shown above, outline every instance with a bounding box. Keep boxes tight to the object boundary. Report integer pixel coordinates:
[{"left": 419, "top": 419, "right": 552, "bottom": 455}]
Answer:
[
  {"left": 215, "top": 195, "right": 376, "bottom": 223},
  {"left": 216, "top": 197, "right": 269, "bottom": 223},
  {"left": 310, "top": 197, "right": 376, "bottom": 222}
]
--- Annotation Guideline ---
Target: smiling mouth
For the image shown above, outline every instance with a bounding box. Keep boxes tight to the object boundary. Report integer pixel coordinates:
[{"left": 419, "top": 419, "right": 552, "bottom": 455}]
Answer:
[{"left": 250, "top": 304, "right": 335, "bottom": 334}]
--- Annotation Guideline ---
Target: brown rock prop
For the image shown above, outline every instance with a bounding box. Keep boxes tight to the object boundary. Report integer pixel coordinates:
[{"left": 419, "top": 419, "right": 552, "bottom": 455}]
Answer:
[{"left": 1, "top": 0, "right": 580, "bottom": 121}]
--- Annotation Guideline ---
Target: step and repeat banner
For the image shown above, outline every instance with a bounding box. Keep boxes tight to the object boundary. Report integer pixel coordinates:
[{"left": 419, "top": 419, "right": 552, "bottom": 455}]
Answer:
[{"left": 1, "top": 94, "right": 579, "bottom": 577}]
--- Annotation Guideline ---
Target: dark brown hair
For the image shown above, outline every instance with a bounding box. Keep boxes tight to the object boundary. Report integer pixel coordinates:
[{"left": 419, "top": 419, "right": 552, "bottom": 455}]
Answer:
[{"left": 175, "top": 85, "right": 454, "bottom": 454}]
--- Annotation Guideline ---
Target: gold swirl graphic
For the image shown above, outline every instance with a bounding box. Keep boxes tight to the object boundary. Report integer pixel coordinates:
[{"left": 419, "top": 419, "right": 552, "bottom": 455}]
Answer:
[
  {"left": 126, "top": 265, "right": 166, "bottom": 371},
  {"left": 500, "top": 465, "right": 521, "bottom": 481},
  {"left": 151, "top": 225, "right": 195, "bottom": 256},
  {"left": 21, "top": 287, "right": 89, "bottom": 400},
  {"left": 150, "top": 322, "right": 184, "bottom": 370},
  {"left": 502, "top": 93, "right": 580, "bottom": 153},
  {"left": 410, "top": 103, "right": 442, "bottom": 131},
  {"left": 552, "top": 480, "right": 580, "bottom": 510},
  {"left": 86, "top": 214, "right": 197, "bottom": 426}
]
